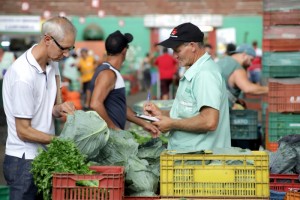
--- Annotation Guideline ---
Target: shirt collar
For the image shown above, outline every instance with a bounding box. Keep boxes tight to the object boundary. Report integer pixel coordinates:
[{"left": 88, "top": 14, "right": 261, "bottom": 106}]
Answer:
[
  {"left": 184, "top": 52, "right": 210, "bottom": 81},
  {"left": 26, "top": 44, "right": 45, "bottom": 74}
]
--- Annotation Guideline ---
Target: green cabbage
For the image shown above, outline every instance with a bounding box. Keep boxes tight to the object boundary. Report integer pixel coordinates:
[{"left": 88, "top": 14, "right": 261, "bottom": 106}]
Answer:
[{"left": 60, "top": 110, "right": 109, "bottom": 159}]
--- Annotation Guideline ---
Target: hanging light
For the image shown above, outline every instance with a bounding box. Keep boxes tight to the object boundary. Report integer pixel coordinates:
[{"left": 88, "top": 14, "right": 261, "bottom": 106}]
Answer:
[
  {"left": 21, "top": 2, "right": 29, "bottom": 11},
  {"left": 98, "top": 10, "right": 105, "bottom": 18},
  {"left": 59, "top": 12, "right": 66, "bottom": 17},
  {"left": 91, "top": 0, "right": 99, "bottom": 8},
  {"left": 43, "top": 10, "right": 51, "bottom": 19},
  {"left": 118, "top": 20, "right": 125, "bottom": 27},
  {"left": 79, "top": 17, "right": 85, "bottom": 24}
]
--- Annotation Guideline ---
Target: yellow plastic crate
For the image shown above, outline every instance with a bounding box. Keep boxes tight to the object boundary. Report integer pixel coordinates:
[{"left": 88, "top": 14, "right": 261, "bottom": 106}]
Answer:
[{"left": 160, "top": 150, "right": 269, "bottom": 198}]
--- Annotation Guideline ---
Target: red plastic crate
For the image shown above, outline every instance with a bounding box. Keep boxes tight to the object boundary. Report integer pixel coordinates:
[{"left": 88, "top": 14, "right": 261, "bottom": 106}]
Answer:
[
  {"left": 267, "top": 141, "right": 278, "bottom": 152},
  {"left": 263, "top": 10, "right": 300, "bottom": 26},
  {"left": 124, "top": 197, "right": 160, "bottom": 200},
  {"left": 243, "top": 94, "right": 263, "bottom": 111},
  {"left": 270, "top": 174, "right": 300, "bottom": 192},
  {"left": 52, "top": 166, "right": 124, "bottom": 200},
  {"left": 268, "top": 79, "right": 300, "bottom": 113},
  {"left": 263, "top": 0, "right": 300, "bottom": 12},
  {"left": 263, "top": 39, "right": 300, "bottom": 52},
  {"left": 264, "top": 26, "right": 300, "bottom": 39}
]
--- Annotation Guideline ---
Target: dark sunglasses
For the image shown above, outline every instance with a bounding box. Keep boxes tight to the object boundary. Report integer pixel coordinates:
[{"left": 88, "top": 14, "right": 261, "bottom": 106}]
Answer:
[{"left": 47, "top": 35, "right": 75, "bottom": 52}]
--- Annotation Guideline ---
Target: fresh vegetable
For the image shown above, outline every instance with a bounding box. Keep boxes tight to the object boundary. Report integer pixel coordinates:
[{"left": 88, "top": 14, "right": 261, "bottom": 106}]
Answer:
[
  {"left": 59, "top": 110, "right": 110, "bottom": 159},
  {"left": 31, "top": 138, "right": 93, "bottom": 200}
]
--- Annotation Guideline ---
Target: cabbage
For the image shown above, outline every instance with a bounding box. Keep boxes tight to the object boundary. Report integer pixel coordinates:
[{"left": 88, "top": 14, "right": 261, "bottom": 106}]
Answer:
[{"left": 59, "top": 110, "right": 109, "bottom": 159}]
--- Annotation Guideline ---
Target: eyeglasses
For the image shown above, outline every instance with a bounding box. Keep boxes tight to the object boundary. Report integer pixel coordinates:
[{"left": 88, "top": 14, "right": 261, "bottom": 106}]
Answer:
[{"left": 47, "top": 35, "right": 75, "bottom": 52}]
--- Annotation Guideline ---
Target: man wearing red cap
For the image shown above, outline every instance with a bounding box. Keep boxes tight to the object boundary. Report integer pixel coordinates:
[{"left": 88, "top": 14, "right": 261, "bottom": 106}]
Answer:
[{"left": 144, "top": 22, "right": 231, "bottom": 151}]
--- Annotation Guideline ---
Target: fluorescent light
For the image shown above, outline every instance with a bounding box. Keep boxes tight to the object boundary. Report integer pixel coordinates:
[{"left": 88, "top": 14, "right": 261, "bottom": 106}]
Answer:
[
  {"left": 1, "top": 41, "right": 10, "bottom": 47},
  {"left": 199, "top": 26, "right": 214, "bottom": 32}
]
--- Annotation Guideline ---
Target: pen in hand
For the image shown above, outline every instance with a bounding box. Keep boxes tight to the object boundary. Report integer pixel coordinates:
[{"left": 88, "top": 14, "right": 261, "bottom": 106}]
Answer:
[{"left": 147, "top": 91, "right": 151, "bottom": 102}]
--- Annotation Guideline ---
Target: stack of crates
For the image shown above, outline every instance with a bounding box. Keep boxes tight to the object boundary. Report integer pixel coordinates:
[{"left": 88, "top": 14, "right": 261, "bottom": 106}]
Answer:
[{"left": 262, "top": 0, "right": 300, "bottom": 152}]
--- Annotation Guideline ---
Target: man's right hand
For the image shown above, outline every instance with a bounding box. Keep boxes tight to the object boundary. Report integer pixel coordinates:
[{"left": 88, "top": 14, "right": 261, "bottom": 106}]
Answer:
[{"left": 143, "top": 102, "right": 162, "bottom": 117}]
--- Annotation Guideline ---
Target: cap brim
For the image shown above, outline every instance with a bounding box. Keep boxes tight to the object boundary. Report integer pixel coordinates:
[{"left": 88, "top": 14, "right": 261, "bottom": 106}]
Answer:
[
  {"left": 158, "top": 38, "right": 184, "bottom": 49},
  {"left": 229, "top": 50, "right": 255, "bottom": 57},
  {"left": 124, "top": 33, "right": 133, "bottom": 43},
  {"left": 228, "top": 50, "right": 239, "bottom": 55}
]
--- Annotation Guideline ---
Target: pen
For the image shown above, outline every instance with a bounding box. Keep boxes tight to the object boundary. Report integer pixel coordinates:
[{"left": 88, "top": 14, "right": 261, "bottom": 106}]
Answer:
[{"left": 147, "top": 91, "right": 151, "bottom": 102}]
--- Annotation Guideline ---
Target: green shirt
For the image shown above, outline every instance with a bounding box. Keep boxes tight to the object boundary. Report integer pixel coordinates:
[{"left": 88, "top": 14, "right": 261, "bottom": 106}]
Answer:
[
  {"left": 217, "top": 56, "right": 243, "bottom": 98},
  {"left": 168, "top": 53, "right": 231, "bottom": 151}
]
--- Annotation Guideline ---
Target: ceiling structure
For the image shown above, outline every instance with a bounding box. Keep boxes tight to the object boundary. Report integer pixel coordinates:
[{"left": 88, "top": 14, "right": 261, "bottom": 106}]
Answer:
[{"left": 0, "top": 0, "right": 263, "bottom": 17}]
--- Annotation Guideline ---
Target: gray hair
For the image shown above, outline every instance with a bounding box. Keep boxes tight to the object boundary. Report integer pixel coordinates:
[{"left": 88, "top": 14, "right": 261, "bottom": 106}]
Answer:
[{"left": 42, "top": 16, "right": 77, "bottom": 41}]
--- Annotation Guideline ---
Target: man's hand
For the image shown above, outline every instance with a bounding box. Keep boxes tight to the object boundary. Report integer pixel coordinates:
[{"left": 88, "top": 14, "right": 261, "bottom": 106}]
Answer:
[
  {"left": 53, "top": 101, "right": 76, "bottom": 118},
  {"left": 60, "top": 101, "right": 76, "bottom": 115},
  {"left": 143, "top": 102, "right": 162, "bottom": 117},
  {"left": 142, "top": 122, "right": 161, "bottom": 138},
  {"left": 152, "top": 115, "right": 173, "bottom": 133}
]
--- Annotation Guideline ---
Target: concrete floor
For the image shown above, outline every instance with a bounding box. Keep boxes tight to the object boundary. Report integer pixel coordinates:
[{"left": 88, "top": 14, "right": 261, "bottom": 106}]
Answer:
[{"left": 0, "top": 90, "right": 147, "bottom": 185}]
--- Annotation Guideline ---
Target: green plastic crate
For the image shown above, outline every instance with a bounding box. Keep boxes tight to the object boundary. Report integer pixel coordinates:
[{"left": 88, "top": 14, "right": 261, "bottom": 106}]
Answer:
[
  {"left": 230, "top": 110, "right": 258, "bottom": 140},
  {"left": 0, "top": 186, "right": 9, "bottom": 200},
  {"left": 268, "top": 112, "right": 300, "bottom": 142},
  {"left": 262, "top": 52, "right": 300, "bottom": 78}
]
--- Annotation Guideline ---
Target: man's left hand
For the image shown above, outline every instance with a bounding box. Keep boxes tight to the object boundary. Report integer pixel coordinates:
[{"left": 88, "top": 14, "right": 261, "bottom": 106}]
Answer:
[{"left": 142, "top": 122, "right": 161, "bottom": 138}]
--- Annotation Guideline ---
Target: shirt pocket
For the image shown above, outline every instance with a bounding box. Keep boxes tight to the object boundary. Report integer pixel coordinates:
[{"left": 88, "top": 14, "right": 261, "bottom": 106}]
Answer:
[{"left": 177, "top": 95, "right": 198, "bottom": 118}]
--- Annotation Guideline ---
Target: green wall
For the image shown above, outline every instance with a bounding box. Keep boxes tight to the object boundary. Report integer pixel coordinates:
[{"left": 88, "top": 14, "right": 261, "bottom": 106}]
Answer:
[
  {"left": 222, "top": 16, "right": 263, "bottom": 48},
  {"left": 71, "top": 15, "right": 263, "bottom": 72},
  {"left": 72, "top": 16, "right": 150, "bottom": 73}
]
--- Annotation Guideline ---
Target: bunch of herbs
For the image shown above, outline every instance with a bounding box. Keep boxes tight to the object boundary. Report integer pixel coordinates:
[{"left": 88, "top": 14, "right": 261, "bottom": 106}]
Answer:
[{"left": 31, "top": 138, "right": 93, "bottom": 200}]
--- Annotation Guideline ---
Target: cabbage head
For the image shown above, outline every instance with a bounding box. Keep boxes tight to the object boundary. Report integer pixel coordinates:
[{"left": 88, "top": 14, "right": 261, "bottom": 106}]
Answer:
[{"left": 59, "top": 110, "right": 109, "bottom": 159}]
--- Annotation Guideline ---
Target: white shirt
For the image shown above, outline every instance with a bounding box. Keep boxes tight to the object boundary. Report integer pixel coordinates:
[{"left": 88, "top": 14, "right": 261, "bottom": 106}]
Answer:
[{"left": 3, "top": 45, "right": 58, "bottom": 159}]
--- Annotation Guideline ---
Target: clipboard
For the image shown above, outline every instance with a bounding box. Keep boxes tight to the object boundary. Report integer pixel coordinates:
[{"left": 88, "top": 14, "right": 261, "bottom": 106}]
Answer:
[{"left": 135, "top": 113, "right": 159, "bottom": 122}]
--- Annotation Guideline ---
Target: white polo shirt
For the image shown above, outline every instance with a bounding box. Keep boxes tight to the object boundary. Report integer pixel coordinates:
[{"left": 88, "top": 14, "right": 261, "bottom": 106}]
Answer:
[{"left": 3, "top": 45, "right": 58, "bottom": 159}]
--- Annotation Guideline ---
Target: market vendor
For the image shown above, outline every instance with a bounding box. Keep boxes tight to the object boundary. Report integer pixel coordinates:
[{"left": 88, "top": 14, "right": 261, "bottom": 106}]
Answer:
[{"left": 144, "top": 22, "right": 231, "bottom": 151}]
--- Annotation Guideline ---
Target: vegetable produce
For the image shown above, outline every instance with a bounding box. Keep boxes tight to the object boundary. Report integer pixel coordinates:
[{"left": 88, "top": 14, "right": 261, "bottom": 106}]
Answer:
[
  {"left": 31, "top": 138, "right": 93, "bottom": 200},
  {"left": 59, "top": 110, "right": 109, "bottom": 159},
  {"left": 91, "top": 129, "right": 164, "bottom": 196}
]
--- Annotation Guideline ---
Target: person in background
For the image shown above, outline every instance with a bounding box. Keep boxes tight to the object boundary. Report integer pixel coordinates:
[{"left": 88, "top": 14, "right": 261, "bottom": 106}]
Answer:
[
  {"left": 138, "top": 52, "right": 152, "bottom": 92},
  {"left": 217, "top": 44, "right": 268, "bottom": 109},
  {"left": 225, "top": 43, "right": 236, "bottom": 56},
  {"left": 154, "top": 47, "right": 178, "bottom": 100},
  {"left": 204, "top": 43, "right": 216, "bottom": 60},
  {"left": 144, "top": 22, "right": 231, "bottom": 151},
  {"left": 247, "top": 41, "right": 263, "bottom": 85},
  {"left": 2, "top": 16, "right": 76, "bottom": 199},
  {"left": 89, "top": 30, "right": 159, "bottom": 136},
  {"left": 149, "top": 44, "right": 160, "bottom": 99},
  {"left": 0, "top": 44, "right": 15, "bottom": 79},
  {"left": 78, "top": 48, "right": 96, "bottom": 110},
  {"left": 62, "top": 51, "right": 80, "bottom": 91}
]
